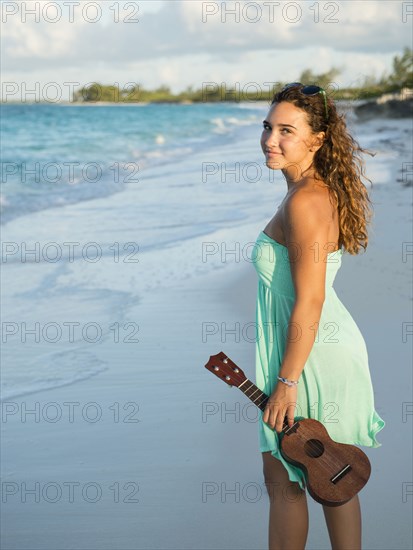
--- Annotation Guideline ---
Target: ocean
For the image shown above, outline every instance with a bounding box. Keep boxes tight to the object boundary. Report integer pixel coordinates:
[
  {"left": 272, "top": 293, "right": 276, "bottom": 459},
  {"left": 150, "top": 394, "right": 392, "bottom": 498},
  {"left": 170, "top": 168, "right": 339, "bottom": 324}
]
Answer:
[{"left": 0, "top": 101, "right": 405, "bottom": 400}]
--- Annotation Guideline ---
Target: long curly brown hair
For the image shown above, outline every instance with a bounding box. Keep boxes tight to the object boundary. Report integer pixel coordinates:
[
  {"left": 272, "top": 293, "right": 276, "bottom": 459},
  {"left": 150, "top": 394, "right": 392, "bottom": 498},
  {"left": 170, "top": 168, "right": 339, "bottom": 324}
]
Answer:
[{"left": 271, "top": 85, "right": 375, "bottom": 255}]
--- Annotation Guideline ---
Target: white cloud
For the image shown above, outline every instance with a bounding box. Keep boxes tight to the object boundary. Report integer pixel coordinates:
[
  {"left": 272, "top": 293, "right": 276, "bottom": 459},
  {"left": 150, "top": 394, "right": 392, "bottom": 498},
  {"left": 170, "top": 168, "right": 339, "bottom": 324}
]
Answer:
[{"left": 0, "top": 0, "right": 410, "bottom": 99}]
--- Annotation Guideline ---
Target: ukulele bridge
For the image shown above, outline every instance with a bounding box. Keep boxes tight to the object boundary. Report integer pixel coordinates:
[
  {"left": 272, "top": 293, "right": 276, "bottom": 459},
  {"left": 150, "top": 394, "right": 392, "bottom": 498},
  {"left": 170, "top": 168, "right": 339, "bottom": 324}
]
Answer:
[{"left": 330, "top": 464, "right": 352, "bottom": 484}]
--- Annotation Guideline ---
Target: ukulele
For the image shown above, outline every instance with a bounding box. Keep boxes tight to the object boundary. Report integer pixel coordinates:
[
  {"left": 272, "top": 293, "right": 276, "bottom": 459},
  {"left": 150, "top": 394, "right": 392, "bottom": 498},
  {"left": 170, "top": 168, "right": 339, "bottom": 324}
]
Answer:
[{"left": 205, "top": 351, "right": 371, "bottom": 507}]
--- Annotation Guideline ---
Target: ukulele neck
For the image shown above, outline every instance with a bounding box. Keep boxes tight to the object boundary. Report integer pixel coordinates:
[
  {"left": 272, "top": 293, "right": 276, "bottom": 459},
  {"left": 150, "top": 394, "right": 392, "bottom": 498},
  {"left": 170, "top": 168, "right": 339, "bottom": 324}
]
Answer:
[
  {"left": 238, "top": 378, "right": 293, "bottom": 434},
  {"left": 238, "top": 378, "right": 269, "bottom": 412}
]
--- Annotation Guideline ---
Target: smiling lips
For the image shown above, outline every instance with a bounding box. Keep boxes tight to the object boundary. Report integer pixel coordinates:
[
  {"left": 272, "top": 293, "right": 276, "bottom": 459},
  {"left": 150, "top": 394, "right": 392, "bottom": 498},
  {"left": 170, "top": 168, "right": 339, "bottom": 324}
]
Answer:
[{"left": 266, "top": 150, "right": 282, "bottom": 156}]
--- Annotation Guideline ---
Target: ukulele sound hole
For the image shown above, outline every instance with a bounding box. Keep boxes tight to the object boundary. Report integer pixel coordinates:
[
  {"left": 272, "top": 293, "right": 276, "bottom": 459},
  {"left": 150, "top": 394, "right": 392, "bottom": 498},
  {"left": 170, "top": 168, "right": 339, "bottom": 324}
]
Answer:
[{"left": 304, "top": 439, "right": 324, "bottom": 458}]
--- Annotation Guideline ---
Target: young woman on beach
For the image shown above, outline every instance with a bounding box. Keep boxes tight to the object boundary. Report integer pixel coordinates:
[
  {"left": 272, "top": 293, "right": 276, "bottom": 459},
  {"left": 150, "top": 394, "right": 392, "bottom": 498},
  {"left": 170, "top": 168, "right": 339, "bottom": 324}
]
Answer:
[{"left": 253, "top": 83, "right": 385, "bottom": 550}]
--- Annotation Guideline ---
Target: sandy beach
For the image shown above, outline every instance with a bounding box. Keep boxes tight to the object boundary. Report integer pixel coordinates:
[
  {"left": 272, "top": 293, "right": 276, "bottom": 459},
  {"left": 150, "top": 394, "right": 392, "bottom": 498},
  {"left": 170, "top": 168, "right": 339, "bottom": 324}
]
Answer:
[{"left": 1, "top": 108, "right": 412, "bottom": 549}]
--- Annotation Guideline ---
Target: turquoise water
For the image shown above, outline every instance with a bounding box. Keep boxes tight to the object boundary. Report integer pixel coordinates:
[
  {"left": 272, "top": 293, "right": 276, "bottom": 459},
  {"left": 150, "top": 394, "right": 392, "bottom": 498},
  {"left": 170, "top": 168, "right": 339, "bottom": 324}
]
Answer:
[
  {"left": 1, "top": 101, "right": 273, "bottom": 399},
  {"left": 0, "top": 102, "right": 264, "bottom": 223}
]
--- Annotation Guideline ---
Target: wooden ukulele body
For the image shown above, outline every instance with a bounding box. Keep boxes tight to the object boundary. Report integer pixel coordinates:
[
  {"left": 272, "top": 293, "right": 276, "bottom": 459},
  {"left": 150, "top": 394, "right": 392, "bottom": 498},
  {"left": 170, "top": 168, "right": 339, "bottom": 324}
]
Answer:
[{"left": 279, "top": 418, "right": 371, "bottom": 506}]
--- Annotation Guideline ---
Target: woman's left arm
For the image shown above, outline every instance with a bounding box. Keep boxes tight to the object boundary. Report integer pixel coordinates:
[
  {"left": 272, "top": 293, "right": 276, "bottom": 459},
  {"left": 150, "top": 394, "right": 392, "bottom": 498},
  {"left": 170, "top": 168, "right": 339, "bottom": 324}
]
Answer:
[{"left": 262, "top": 190, "right": 335, "bottom": 433}]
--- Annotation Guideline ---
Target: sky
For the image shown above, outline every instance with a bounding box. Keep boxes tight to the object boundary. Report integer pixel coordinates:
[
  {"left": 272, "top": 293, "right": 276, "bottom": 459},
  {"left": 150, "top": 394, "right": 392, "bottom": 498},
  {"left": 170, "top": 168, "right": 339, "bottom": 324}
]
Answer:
[{"left": 1, "top": 0, "right": 412, "bottom": 101}]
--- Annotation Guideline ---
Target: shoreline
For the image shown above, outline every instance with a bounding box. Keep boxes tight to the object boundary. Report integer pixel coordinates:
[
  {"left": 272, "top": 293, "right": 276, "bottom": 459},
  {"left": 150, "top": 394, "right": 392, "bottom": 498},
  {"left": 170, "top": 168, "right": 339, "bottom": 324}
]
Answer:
[{"left": 1, "top": 90, "right": 412, "bottom": 113}]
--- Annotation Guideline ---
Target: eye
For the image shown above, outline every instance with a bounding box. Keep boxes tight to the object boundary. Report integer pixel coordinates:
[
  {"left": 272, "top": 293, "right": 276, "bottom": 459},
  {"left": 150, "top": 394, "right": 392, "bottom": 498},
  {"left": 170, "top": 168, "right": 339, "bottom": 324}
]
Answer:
[
  {"left": 280, "top": 127, "right": 292, "bottom": 134},
  {"left": 262, "top": 122, "right": 271, "bottom": 131}
]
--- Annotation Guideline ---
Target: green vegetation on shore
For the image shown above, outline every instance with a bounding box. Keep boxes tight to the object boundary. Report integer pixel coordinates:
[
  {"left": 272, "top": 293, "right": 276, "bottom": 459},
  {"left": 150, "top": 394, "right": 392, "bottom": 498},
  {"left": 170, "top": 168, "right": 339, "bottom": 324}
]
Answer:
[{"left": 73, "top": 47, "right": 412, "bottom": 104}]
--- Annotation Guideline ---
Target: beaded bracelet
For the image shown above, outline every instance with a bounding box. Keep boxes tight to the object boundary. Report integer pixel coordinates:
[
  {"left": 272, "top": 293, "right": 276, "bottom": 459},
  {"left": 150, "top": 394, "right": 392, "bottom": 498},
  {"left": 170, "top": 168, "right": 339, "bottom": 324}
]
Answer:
[{"left": 277, "top": 376, "right": 299, "bottom": 387}]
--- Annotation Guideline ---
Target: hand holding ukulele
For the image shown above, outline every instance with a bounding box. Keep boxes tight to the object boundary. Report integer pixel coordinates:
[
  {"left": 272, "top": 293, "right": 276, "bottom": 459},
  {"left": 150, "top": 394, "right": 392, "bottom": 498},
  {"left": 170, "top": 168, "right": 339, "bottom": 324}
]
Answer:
[{"left": 263, "top": 382, "right": 297, "bottom": 433}]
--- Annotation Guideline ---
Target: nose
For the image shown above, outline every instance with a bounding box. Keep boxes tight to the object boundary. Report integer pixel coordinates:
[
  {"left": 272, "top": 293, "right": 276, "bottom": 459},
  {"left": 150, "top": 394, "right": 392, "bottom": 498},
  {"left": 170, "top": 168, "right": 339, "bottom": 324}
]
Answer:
[{"left": 264, "top": 130, "right": 278, "bottom": 150}]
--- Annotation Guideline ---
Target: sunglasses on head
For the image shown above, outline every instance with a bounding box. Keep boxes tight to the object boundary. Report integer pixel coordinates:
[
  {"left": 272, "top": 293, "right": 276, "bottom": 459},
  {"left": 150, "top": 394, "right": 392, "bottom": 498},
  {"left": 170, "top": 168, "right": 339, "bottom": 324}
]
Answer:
[{"left": 281, "top": 82, "right": 329, "bottom": 121}]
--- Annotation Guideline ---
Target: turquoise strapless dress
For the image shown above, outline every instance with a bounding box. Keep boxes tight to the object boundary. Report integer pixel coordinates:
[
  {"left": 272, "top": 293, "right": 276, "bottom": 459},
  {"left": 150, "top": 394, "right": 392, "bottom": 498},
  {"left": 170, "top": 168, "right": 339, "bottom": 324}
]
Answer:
[{"left": 252, "top": 231, "right": 385, "bottom": 491}]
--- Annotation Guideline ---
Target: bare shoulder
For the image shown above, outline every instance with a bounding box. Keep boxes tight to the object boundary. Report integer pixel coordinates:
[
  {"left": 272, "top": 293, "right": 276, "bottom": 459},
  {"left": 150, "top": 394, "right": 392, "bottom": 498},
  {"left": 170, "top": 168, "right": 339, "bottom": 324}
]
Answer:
[
  {"left": 282, "top": 180, "right": 339, "bottom": 255},
  {"left": 284, "top": 182, "right": 335, "bottom": 223}
]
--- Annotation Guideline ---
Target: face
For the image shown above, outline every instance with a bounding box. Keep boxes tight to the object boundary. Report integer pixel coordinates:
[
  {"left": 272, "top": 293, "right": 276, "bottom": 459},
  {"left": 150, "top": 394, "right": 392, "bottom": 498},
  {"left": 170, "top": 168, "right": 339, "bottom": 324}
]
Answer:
[{"left": 261, "top": 101, "right": 323, "bottom": 179}]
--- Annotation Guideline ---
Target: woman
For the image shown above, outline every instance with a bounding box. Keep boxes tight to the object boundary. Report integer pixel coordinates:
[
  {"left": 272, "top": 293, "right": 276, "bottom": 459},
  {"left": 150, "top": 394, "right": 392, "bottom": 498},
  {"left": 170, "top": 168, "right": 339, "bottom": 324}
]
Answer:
[{"left": 252, "top": 83, "right": 385, "bottom": 550}]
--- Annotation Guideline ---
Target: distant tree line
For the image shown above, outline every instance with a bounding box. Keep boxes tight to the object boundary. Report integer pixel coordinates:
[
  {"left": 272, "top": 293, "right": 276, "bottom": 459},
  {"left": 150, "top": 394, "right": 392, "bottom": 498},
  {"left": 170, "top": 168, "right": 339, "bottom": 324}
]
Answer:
[{"left": 72, "top": 47, "right": 412, "bottom": 103}]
